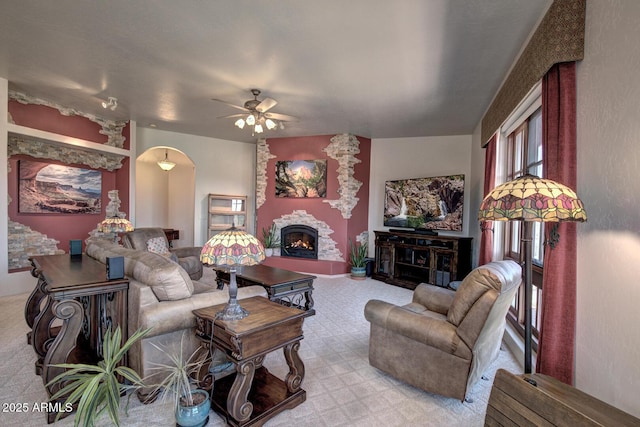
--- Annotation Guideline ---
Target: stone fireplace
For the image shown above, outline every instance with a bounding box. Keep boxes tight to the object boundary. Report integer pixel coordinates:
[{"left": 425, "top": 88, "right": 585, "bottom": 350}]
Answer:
[
  {"left": 255, "top": 134, "right": 371, "bottom": 275},
  {"left": 281, "top": 225, "right": 318, "bottom": 259}
]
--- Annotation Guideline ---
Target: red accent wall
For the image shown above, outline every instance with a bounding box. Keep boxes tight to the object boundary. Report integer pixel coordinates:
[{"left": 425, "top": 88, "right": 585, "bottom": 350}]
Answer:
[
  {"left": 256, "top": 134, "right": 370, "bottom": 275},
  {"left": 7, "top": 101, "right": 130, "bottom": 254}
]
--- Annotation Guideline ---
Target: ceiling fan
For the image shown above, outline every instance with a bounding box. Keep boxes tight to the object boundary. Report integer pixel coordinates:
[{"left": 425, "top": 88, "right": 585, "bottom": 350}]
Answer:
[{"left": 213, "top": 89, "right": 298, "bottom": 135}]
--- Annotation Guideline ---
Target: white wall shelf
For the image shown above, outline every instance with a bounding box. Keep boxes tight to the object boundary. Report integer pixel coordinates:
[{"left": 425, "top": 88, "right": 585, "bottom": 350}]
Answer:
[{"left": 7, "top": 123, "right": 131, "bottom": 157}]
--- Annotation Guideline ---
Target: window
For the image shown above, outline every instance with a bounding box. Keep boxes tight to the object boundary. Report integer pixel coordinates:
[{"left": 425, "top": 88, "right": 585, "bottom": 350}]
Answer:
[
  {"left": 504, "top": 108, "right": 543, "bottom": 264},
  {"left": 496, "top": 86, "right": 544, "bottom": 342}
]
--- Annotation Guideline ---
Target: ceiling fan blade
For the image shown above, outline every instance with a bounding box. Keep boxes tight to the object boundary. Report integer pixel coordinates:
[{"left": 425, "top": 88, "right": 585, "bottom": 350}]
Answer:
[
  {"left": 265, "top": 112, "right": 298, "bottom": 122},
  {"left": 211, "top": 98, "right": 250, "bottom": 112},
  {"left": 218, "top": 113, "right": 247, "bottom": 119},
  {"left": 256, "top": 97, "right": 278, "bottom": 113}
]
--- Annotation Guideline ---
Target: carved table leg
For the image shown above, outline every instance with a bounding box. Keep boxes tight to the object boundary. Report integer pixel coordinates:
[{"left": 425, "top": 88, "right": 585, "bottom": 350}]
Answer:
[
  {"left": 42, "top": 299, "right": 84, "bottom": 424},
  {"left": 304, "top": 288, "right": 315, "bottom": 312},
  {"left": 25, "top": 274, "right": 47, "bottom": 339},
  {"left": 42, "top": 299, "right": 84, "bottom": 396},
  {"left": 227, "top": 359, "right": 256, "bottom": 423},
  {"left": 192, "top": 343, "right": 214, "bottom": 391},
  {"left": 32, "top": 295, "right": 58, "bottom": 375},
  {"left": 283, "top": 341, "right": 305, "bottom": 393}
]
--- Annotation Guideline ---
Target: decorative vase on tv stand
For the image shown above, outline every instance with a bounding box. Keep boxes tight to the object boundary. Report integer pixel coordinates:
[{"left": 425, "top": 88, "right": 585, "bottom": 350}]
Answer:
[{"left": 349, "top": 238, "right": 367, "bottom": 280}]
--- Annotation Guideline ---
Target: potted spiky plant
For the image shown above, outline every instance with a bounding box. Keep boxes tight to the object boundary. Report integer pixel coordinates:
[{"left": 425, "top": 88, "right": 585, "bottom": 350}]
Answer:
[
  {"left": 261, "top": 223, "right": 281, "bottom": 256},
  {"left": 349, "top": 237, "right": 368, "bottom": 280},
  {"left": 46, "top": 326, "right": 151, "bottom": 427},
  {"left": 146, "top": 333, "right": 210, "bottom": 427}
]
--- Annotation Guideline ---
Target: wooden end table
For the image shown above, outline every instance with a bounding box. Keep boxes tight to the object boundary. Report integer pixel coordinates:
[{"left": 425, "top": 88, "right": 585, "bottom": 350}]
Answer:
[
  {"left": 25, "top": 254, "right": 129, "bottom": 423},
  {"left": 193, "top": 296, "right": 306, "bottom": 427},
  {"left": 213, "top": 264, "right": 316, "bottom": 316}
]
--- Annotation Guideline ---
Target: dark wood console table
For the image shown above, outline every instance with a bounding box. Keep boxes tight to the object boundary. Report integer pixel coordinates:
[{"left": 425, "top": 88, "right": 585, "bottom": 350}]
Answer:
[
  {"left": 213, "top": 264, "right": 316, "bottom": 316},
  {"left": 193, "top": 296, "right": 306, "bottom": 427},
  {"left": 25, "top": 254, "right": 129, "bottom": 423},
  {"left": 373, "top": 230, "right": 472, "bottom": 290}
]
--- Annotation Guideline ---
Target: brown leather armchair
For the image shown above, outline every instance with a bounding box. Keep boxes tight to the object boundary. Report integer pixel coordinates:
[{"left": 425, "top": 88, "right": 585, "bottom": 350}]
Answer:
[
  {"left": 123, "top": 227, "right": 203, "bottom": 280},
  {"left": 364, "top": 260, "right": 521, "bottom": 401}
]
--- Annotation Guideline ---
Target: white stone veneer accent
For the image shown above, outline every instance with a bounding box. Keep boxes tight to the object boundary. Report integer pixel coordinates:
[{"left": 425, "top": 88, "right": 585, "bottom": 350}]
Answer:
[
  {"left": 8, "top": 135, "right": 125, "bottom": 171},
  {"left": 273, "top": 210, "right": 344, "bottom": 261},
  {"left": 256, "top": 138, "right": 276, "bottom": 209},
  {"left": 322, "top": 133, "right": 363, "bottom": 219}
]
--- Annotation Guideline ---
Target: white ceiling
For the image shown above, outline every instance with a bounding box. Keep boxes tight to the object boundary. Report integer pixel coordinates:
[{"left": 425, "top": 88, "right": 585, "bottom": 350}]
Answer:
[{"left": 0, "top": 0, "right": 551, "bottom": 144}]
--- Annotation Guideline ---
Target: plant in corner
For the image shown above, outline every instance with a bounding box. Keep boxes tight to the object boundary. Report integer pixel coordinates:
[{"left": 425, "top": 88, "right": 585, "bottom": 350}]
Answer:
[
  {"left": 349, "top": 237, "right": 368, "bottom": 280},
  {"left": 46, "top": 326, "right": 151, "bottom": 427},
  {"left": 261, "top": 223, "right": 281, "bottom": 256},
  {"left": 146, "top": 333, "right": 210, "bottom": 427}
]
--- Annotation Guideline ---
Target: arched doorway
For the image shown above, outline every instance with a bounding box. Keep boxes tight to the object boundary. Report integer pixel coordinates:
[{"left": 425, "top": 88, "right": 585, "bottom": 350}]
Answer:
[{"left": 135, "top": 147, "right": 196, "bottom": 247}]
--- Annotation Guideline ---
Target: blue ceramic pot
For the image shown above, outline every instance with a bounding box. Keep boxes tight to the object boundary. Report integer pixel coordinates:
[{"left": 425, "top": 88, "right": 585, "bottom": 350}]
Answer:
[
  {"left": 175, "top": 389, "right": 210, "bottom": 427},
  {"left": 351, "top": 266, "right": 367, "bottom": 280}
]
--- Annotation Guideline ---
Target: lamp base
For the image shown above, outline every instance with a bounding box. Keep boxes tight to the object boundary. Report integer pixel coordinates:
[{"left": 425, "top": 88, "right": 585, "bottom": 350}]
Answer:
[{"left": 215, "top": 302, "right": 249, "bottom": 321}]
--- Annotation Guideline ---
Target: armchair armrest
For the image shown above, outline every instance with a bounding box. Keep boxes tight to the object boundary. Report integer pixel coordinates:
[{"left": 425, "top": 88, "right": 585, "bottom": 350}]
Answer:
[
  {"left": 170, "top": 246, "right": 203, "bottom": 258},
  {"left": 412, "top": 283, "right": 455, "bottom": 315},
  {"left": 364, "top": 299, "right": 464, "bottom": 355}
]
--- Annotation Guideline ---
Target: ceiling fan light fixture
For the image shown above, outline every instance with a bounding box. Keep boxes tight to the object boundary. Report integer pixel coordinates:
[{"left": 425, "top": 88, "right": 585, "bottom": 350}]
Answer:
[
  {"left": 234, "top": 118, "right": 245, "bottom": 129},
  {"left": 265, "top": 119, "right": 277, "bottom": 130},
  {"left": 214, "top": 89, "right": 296, "bottom": 135},
  {"left": 157, "top": 149, "right": 176, "bottom": 171}
]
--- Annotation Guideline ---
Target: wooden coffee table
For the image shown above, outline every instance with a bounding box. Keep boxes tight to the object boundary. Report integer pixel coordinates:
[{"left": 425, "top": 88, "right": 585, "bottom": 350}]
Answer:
[
  {"left": 193, "top": 296, "right": 306, "bottom": 427},
  {"left": 213, "top": 264, "right": 316, "bottom": 316}
]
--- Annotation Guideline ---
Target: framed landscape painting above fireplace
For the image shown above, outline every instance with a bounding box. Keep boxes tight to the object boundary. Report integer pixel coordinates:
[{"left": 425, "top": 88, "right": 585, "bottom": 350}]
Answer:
[
  {"left": 275, "top": 159, "right": 327, "bottom": 198},
  {"left": 18, "top": 160, "right": 102, "bottom": 214}
]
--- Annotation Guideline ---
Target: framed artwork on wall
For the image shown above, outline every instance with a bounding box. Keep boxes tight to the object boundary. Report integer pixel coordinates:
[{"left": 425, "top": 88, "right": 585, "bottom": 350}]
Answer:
[
  {"left": 275, "top": 159, "right": 327, "bottom": 198},
  {"left": 18, "top": 160, "right": 102, "bottom": 214}
]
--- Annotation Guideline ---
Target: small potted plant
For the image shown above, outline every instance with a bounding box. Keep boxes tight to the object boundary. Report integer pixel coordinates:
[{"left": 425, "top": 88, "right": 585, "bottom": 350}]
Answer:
[
  {"left": 146, "top": 334, "right": 210, "bottom": 427},
  {"left": 349, "top": 237, "right": 368, "bottom": 280},
  {"left": 261, "top": 223, "right": 281, "bottom": 257},
  {"left": 47, "top": 326, "right": 151, "bottom": 427}
]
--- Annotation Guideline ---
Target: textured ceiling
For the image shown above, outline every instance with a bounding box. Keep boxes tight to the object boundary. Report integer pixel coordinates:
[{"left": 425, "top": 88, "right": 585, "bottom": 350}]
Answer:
[{"left": 0, "top": 0, "right": 551, "bottom": 143}]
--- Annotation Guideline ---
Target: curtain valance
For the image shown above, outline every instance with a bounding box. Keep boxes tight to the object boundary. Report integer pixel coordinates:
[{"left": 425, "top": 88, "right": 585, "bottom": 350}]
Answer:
[{"left": 481, "top": 0, "right": 586, "bottom": 147}]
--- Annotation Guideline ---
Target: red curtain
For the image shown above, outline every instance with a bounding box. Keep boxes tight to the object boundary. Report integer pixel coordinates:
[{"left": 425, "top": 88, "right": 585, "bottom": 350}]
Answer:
[
  {"left": 478, "top": 134, "right": 497, "bottom": 266},
  {"left": 537, "top": 62, "right": 578, "bottom": 384}
]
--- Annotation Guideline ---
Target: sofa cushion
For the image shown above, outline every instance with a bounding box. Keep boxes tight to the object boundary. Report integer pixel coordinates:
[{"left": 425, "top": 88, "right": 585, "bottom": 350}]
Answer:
[{"left": 86, "top": 239, "right": 194, "bottom": 301}]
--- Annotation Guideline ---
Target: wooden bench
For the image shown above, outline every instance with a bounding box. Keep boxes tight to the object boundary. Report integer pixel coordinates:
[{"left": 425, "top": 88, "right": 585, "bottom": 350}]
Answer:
[{"left": 485, "top": 369, "right": 640, "bottom": 426}]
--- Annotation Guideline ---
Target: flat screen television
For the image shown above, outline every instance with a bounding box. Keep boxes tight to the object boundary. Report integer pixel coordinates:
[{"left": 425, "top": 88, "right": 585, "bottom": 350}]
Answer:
[{"left": 383, "top": 174, "right": 465, "bottom": 232}]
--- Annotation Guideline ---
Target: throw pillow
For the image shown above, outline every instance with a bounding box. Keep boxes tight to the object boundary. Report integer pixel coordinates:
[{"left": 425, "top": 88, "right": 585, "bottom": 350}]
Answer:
[
  {"left": 146, "top": 237, "right": 171, "bottom": 257},
  {"left": 146, "top": 236, "right": 179, "bottom": 263}
]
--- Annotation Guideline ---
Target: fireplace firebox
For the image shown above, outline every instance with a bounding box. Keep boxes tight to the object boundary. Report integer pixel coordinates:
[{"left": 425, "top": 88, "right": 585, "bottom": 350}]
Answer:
[{"left": 281, "top": 225, "right": 318, "bottom": 259}]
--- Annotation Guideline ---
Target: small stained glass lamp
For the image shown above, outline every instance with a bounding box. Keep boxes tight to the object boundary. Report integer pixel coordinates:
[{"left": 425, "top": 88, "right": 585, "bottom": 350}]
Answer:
[
  {"left": 200, "top": 226, "right": 265, "bottom": 321},
  {"left": 478, "top": 174, "right": 587, "bottom": 373},
  {"left": 98, "top": 216, "right": 134, "bottom": 243}
]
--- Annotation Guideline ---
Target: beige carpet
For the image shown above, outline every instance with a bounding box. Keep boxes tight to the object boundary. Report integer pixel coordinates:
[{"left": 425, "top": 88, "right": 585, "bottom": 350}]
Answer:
[{"left": 0, "top": 273, "right": 521, "bottom": 427}]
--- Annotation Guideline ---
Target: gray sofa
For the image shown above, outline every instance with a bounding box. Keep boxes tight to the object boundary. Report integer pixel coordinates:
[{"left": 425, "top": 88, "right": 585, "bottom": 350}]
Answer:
[
  {"left": 364, "top": 260, "right": 521, "bottom": 401},
  {"left": 85, "top": 238, "right": 267, "bottom": 400},
  {"left": 122, "top": 227, "right": 203, "bottom": 281}
]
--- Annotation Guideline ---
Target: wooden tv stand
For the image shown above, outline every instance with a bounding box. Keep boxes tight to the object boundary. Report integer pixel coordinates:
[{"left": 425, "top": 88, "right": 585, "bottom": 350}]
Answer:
[{"left": 372, "top": 230, "right": 472, "bottom": 290}]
